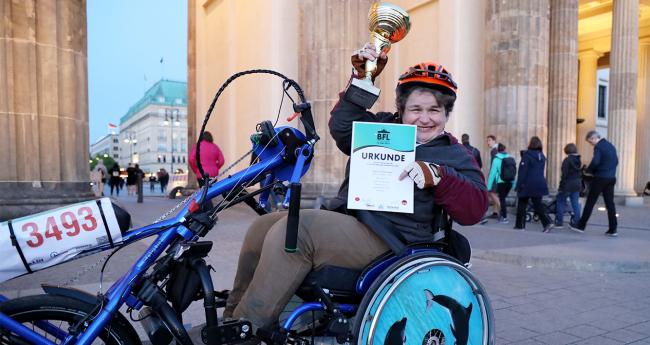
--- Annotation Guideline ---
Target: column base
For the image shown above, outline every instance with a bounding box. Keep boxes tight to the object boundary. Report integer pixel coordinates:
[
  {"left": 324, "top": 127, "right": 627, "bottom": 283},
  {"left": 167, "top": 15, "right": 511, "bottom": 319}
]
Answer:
[
  {"left": 623, "top": 196, "right": 644, "bottom": 207},
  {"left": 0, "top": 182, "right": 94, "bottom": 221}
]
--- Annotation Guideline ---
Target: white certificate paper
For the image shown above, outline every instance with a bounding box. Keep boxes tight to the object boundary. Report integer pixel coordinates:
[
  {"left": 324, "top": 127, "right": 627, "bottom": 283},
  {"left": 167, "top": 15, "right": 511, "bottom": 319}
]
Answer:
[{"left": 347, "top": 122, "right": 416, "bottom": 213}]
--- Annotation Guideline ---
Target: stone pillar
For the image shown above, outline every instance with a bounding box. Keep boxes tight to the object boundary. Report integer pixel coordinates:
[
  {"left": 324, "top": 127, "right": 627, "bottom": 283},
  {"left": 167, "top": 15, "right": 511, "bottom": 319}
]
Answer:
[
  {"left": 576, "top": 49, "right": 602, "bottom": 162},
  {"left": 298, "top": 0, "right": 375, "bottom": 199},
  {"left": 607, "top": 0, "right": 639, "bottom": 202},
  {"left": 547, "top": 0, "right": 578, "bottom": 191},
  {"left": 635, "top": 39, "right": 650, "bottom": 194},
  {"left": 485, "top": 0, "right": 550, "bottom": 161},
  {"left": 187, "top": 0, "right": 198, "bottom": 189},
  {"left": 0, "top": 0, "right": 93, "bottom": 220}
]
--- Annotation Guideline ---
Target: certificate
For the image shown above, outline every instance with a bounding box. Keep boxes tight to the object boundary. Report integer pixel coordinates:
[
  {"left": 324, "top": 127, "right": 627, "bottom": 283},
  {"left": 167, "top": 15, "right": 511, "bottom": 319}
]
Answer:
[{"left": 347, "top": 122, "right": 416, "bottom": 213}]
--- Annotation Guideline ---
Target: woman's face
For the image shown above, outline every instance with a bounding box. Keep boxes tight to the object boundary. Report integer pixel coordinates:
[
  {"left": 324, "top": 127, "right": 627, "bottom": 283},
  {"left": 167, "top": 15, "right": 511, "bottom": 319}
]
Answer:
[{"left": 401, "top": 89, "right": 448, "bottom": 143}]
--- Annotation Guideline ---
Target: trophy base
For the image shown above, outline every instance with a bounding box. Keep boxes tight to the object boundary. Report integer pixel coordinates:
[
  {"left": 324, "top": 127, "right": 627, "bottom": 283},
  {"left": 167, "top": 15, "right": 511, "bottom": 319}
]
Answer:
[{"left": 344, "top": 78, "right": 380, "bottom": 109}]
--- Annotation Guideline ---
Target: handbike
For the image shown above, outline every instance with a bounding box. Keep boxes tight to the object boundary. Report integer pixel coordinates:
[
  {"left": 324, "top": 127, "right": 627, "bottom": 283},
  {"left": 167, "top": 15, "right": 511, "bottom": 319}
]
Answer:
[{"left": 0, "top": 70, "right": 494, "bottom": 345}]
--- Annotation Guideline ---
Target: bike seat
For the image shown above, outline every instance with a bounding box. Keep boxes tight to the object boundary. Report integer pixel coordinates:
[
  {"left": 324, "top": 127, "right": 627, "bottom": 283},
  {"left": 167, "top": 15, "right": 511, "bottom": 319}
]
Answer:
[{"left": 296, "top": 243, "right": 444, "bottom": 305}]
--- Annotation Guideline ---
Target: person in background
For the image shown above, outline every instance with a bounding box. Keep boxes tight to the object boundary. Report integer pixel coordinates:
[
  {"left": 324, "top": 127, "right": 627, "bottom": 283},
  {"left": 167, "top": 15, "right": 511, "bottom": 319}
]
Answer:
[
  {"left": 461, "top": 133, "right": 482, "bottom": 169},
  {"left": 149, "top": 174, "right": 157, "bottom": 192},
  {"left": 108, "top": 163, "right": 121, "bottom": 196},
  {"left": 487, "top": 143, "right": 515, "bottom": 223},
  {"left": 555, "top": 143, "right": 582, "bottom": 228},
  {"left": 189, "top": 131, "right": 225, "bottom": 186},
  {"left": 158, "top": 168, "right": 170, "bottom": 194},
  {"left": 484, "top": 134, "right": 500, "bottom": 219},
  {"left": 570, "top": 130, "right": 619, "bottom": 237},
  {"left": 126, "top": 163, "right": 137, "bottom": 196},
  {"left": 95, "top": 160, "right": 108, "bottom": 195},
  {"left": 514, "top": 136, "right": 553, "bottom": 232}
]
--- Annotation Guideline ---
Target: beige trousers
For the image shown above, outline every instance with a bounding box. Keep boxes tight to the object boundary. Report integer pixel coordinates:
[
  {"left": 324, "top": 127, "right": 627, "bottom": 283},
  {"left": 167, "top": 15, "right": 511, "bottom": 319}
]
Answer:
[{"left": 223, "top": 209, "right": 389, "bottom": 328}]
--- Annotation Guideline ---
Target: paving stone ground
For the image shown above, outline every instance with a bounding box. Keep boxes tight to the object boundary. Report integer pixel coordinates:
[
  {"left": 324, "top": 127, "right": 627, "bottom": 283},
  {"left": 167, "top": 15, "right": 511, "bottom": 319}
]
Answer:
[{"left": 1, "top": 194, "right": 649, "bottom": 344}]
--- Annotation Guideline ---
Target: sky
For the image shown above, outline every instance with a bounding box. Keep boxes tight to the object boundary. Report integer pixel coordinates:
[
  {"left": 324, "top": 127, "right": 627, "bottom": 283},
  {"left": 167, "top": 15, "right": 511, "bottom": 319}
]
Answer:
[{"left": 87, "top": 1, "right": 188, "bottom": 144}]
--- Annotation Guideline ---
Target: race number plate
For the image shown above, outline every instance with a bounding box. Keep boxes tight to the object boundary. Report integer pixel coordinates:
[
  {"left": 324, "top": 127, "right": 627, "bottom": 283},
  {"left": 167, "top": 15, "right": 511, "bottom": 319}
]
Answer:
[{"left": 0, "top": 198, "right": 123, "bottom": 282}]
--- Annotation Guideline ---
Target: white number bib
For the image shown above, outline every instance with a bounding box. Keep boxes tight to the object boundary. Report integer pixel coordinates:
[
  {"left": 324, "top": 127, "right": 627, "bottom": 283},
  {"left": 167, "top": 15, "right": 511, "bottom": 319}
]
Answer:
[{"left": 0, "top": 198, "right": 123, "bottom": 283}]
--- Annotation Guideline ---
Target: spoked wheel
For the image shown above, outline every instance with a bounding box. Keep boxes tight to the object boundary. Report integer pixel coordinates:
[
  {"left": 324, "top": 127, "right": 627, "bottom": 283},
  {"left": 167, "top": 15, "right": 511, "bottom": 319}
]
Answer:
[{"left": 0, "top": 294, "right": 140, "bottom": 345}]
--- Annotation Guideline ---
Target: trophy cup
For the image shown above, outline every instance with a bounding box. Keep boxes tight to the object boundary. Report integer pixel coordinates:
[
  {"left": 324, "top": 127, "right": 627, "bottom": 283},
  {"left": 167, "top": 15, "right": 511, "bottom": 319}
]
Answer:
[{"left": 345, "top": 2, "right": 411, "bottom": 109}]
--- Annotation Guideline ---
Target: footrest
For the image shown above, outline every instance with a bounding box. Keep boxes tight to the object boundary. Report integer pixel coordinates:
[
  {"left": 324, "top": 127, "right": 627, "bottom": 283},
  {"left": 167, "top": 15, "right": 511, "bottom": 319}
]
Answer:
[{"left": 201, "top": 319, "right": 253, "bottom": 345}]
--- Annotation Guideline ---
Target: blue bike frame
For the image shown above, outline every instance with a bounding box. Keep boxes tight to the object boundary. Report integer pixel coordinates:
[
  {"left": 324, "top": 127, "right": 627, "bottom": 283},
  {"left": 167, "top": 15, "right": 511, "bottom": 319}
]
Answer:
[{"left": 0, "top": 126, "right": 318, "bottom": 345}]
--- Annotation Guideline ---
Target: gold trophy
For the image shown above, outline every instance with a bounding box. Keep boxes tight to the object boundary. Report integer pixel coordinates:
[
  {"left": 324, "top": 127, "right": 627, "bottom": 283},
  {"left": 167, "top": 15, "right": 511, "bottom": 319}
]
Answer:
[{"left": 345, "top": 2, "right": 411, "bottom": 109}]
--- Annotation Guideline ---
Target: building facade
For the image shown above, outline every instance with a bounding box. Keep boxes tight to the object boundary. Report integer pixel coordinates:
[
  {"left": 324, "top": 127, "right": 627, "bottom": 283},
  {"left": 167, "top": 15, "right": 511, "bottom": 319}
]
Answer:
[
  {"left": 190, "top": 0, "right": 650, "bottom": 205},
  {"left": 118, "top": 79, "right": 189, "bottom": 175},
  {"left": 90, "top": 133, "right": 120, "bottom": 160}
]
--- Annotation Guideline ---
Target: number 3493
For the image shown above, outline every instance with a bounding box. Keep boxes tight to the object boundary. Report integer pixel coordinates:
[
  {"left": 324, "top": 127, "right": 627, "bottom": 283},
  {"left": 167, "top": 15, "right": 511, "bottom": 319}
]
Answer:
[{"left": 21, "top": 207, "right": 98, "bottom": 248}]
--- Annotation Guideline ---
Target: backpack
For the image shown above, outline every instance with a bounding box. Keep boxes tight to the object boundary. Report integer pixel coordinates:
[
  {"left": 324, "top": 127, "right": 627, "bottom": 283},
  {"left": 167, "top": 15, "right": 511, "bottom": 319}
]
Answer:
[{"left": 500, "top": 157, "right": 517, "bottom": 182}]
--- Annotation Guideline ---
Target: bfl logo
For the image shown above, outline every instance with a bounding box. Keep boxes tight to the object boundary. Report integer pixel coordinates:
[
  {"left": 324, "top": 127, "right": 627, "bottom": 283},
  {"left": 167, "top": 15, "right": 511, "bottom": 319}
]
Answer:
[{"left": 376, "top": 129, "right": 390, "bottom": 143}]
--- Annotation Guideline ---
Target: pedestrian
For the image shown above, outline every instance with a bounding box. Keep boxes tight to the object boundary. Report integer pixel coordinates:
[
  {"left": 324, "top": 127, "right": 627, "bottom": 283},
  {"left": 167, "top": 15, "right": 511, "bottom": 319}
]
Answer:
[
  {"left": 90, "top": 167, "right": 104, "bottom": 197},
  {"left": 149, "top": 174, "right": 157, "bottom": 192},
  {"left": 514, "top": 136, "right": 553, "bottom": 232},
  {"left": 555, "top": 143, "right": 582, "bottom": 228},
  {"left": 158, "top": 168, "right": 170, "bottom": 194},
  {"left": 484, "top": 134, "right": 500, "bottom": 219},
  {"left": 461, "top": 133, "right": 482, "bottom": 169},
  {"left": 189, "top": 131, "right": 225, "bottom": 186},
  {"left": 126, "top": 163, "right": 137, "bottom": 196},
  {"left": 95, "top": 160, "right": 108, "bottom": 196},
  {"left": 487, "top": 143, "right": 516, "bottom": 223},
  {"left": 570, "top": 130, "right": 619, "bottom": 237},
  {"left": 223, "top": 44, "right": 488, "bottom": 333},
  {"left": 108, "top": 163, "right": 121, "bottom": 196}
]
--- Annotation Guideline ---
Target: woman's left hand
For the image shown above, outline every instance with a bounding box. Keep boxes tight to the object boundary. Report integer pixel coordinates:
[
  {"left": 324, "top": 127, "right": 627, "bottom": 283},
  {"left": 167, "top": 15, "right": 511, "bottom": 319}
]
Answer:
[{"left": 399, "top": 161, "right": 441, "bottom": 189}]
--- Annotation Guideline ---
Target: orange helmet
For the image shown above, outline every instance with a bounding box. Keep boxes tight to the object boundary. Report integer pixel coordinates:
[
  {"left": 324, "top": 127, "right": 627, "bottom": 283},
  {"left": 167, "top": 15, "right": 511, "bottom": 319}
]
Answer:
[{"left": 396, "top": 62, "right": 457, "bottom": 97}]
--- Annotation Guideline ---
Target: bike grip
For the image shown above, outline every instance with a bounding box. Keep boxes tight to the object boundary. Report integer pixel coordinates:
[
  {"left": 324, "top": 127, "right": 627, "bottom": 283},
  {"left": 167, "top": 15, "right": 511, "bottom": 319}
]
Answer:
[{"left": 285, "top": 183, "right": 301, "bottom": 253}]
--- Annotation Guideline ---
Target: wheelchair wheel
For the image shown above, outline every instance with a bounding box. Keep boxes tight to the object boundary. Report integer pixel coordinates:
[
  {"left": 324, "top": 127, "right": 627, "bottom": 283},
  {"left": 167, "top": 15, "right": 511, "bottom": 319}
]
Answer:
[{"left": 352, "top": 253, "right": 494, "bottom": 345}]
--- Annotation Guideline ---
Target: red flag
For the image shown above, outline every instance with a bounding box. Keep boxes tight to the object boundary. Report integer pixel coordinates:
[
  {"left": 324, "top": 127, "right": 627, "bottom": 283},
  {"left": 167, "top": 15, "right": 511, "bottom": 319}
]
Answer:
[{"left": 108, "top": 123, "right": 117, "bottom": 129}]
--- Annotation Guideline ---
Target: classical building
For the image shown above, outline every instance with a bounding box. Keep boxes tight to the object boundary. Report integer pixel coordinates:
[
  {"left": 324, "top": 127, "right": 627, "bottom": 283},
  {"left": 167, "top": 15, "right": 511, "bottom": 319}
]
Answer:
[
  {"left": 0, "top": 1, "right": 93, "bottom": 220},
  {"left": 90, "top": 133, "right": 120, "bottom": 160},
  {"left": 189, "top": 0, "right": 650, "bottom": 205},
  {"left": 118, "top": 79, "right": 189, "bottom": 175}
]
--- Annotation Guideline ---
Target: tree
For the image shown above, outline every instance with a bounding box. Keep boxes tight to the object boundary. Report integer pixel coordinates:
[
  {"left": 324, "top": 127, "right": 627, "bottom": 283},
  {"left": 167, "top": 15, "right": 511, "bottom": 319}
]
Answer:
[{"left": 89, "top": 154, "right": 116, "bottom": 171}]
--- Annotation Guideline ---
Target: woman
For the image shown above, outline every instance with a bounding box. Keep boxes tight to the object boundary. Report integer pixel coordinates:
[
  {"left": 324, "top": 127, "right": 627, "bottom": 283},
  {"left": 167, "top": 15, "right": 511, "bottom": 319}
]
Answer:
[
  {"left": 189, "top": 131, "right": 225, "bottom": 185},
  {"left": 514, "top": 136, "right": 553, "bottom": 232},
  {"left": 223, "top": 43, "right": 488, "bottom": 334},
  {"left": 487, "top": 143, "right": 514, "bottom": 223},
  {"left": 555, "top": 143, "right": 582, "bottom": 228}
]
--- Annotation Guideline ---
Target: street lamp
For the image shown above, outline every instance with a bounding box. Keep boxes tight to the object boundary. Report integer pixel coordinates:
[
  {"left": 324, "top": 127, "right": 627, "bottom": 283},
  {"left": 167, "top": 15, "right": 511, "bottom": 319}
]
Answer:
[
  {"left": 123, "top": 131, "right": 138, "bottom": 164},
  {"left": 164, "top": 108, "right": 180, "bottom": 173}
]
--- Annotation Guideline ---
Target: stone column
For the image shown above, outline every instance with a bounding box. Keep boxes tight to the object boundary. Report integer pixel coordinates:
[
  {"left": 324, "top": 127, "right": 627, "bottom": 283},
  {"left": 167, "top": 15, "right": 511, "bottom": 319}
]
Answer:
[
  {"left": 485, "top": 0, "right": 550, "bottom": 161},
  {"left": 187, "top": 0, "right": 198, "bottom": 189},
  {"left": 547, "top": 0, "right": 578, "bottom": 191},
  {"left": 576, "top": 49, "right": 602, "bottom": 162},
  {"left": 0, "top": 0, "right": 93, "bottom": 220},
  {"left": 607, "top": 0, "right": 639, "bottom": 202},
  {"left": 635, "top": 39, "right": 650, "bottom": 194},
  {"left": 298, "top": 0, "right": 375, "bottom": 199}
]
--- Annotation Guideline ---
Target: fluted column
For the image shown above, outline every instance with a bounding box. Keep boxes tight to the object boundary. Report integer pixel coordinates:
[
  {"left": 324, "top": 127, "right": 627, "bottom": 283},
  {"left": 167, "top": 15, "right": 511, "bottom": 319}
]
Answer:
[
  {"left": 547, "top": 0, "right": 578, "bottom": 191},
  {"left": 485, "top": 0, "right": 550, "bottom": 161},
  {"left": 298, "top": 0, "right": 375, "bottom": 199},
  {"left": 635, "top": 39, "right": 650, "bottom": 194},
  {"left": 608, "top": 0, "right": 639, "bottom": 198},
  {"left": 576, "top": 49, "right": 602, "bottom": 162},
  {"left": 0, "top": 0, "right": 92, "bottom": 220}
]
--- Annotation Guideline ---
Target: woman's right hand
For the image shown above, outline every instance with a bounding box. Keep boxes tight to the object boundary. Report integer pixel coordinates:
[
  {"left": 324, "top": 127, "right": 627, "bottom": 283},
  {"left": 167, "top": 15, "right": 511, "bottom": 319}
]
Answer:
[{"left": 351, "top": 43, "right": 388, "bottom": 81}]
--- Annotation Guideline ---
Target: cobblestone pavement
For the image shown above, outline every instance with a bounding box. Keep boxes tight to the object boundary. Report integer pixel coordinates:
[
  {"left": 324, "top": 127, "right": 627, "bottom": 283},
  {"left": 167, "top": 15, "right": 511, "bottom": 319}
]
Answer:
[{"left": 1, "top": 195, "right": 649, "bottom": 344}]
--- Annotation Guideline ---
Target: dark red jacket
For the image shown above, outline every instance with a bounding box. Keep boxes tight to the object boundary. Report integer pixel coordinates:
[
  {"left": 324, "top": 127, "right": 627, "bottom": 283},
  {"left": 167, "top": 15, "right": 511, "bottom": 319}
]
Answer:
[{"left": 329, "top": 93, "right": 488, "bottom": 253}]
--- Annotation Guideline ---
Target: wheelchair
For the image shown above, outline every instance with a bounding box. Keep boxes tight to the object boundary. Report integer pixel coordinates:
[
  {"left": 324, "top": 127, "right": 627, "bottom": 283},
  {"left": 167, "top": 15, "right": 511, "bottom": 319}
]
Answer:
[{"left": 286, "top": 246, "right": 494, "bottom": 345}]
